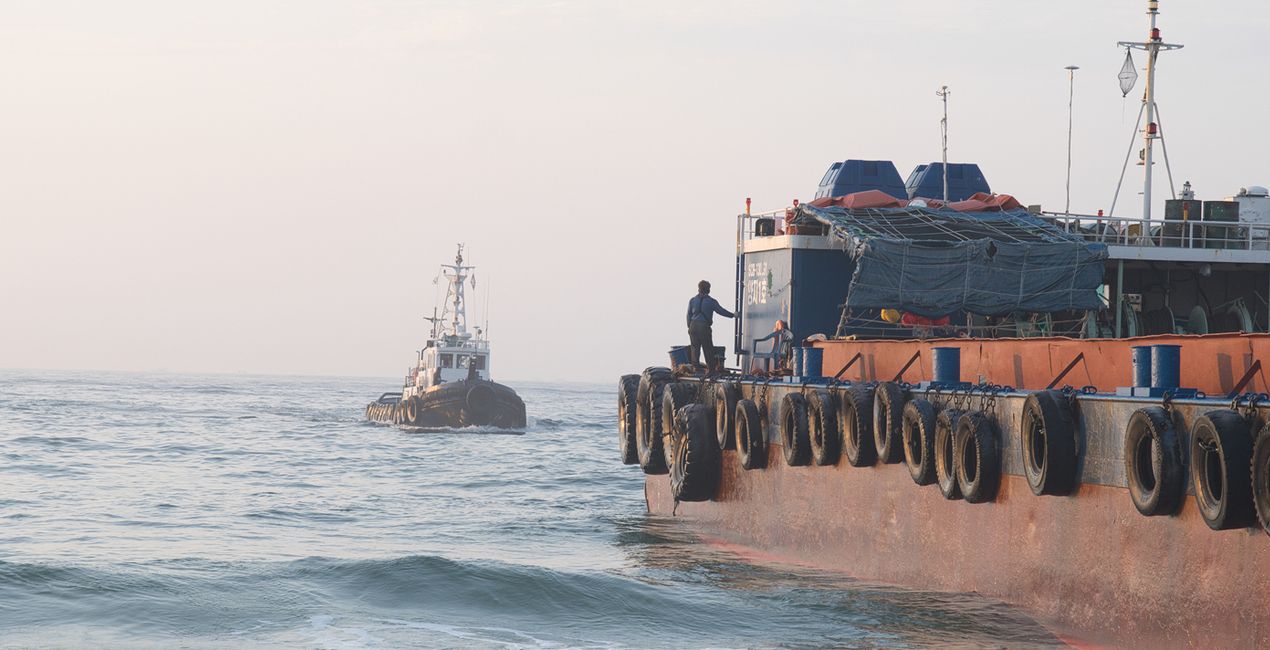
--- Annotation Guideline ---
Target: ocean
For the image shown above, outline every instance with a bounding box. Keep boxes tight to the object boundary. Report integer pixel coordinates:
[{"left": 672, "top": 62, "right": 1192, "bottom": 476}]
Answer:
[{"left": 0, "top": 371, "right": 1059, "bottom": 648}]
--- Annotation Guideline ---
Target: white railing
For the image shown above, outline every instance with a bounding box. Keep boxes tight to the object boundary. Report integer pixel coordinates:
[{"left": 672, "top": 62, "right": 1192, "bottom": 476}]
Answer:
[{"left": 1040, "top": 212, "right": 1270, "bottom": 251}]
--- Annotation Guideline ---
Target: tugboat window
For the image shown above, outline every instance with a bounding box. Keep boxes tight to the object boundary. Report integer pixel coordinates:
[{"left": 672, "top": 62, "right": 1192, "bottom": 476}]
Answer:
[
  {"left": 457, "top": 356, "right": 470, "bottom": 369},
  {"left": 440, "top": 354, "right": 454, "bottom": 368},
  {"left": 473, "top": 355, "right": 487, "bottom": 370}
]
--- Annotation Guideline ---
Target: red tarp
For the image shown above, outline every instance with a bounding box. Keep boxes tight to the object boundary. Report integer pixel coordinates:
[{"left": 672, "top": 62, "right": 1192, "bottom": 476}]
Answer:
[{"left": 812, "top": 190, "right": 1024, "bottom": 213}]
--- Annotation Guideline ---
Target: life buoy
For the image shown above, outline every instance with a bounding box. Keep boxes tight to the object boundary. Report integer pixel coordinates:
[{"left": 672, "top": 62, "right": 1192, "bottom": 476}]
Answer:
[
  {"left": 662, "top": 382, "right": 699, "bottom": 468},
  {"left": 780, "top": 392, "right": 811, "bottom": 466},
  {"left": 873, "top": 382, "right": 906, "bottom": 464},
  {"left": 839, "top": 385, "right": 876, "bottom": 467},
  {"left": 635, "top": 367, "right": 673, "bottom": 475},
  {"left": 901, "top": 398, "right": 937, "bottom": 486},
  {"left": 618, "top": 374, "right": 641, "bottom": 465},
  {"left": 1123, "top": 406, "right": 1185, "bottom": 516},
  {"left": 713, "top": 382, "right": 740, "bottom": 450},
  {"left": 955, "top": 411, "right": 1000, "bottom": 504},
  {"left": 935, "top": 408, "right": 964, "bottom": 500},
  {"left": 670, "top": 404, "right": 722, "bottom": 502},
  {"left": 1190, "top": 410, "right": 1256, "bottom": 530},
  {"left": 735, "top": 398, "right": 767, "bottom": 470},
  {"left": 1021, "top": 390, "right": 1079, "bottom": 496},
  {"left": 807, "top": 390, "right": 840, "bottom": 466},
  {"left": 1252, "top": 423, "right": 1270, "bottom": 537}
]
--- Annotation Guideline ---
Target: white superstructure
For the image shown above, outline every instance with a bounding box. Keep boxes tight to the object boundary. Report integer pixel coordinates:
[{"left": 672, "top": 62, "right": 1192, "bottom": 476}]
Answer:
[{"left": 403, "top": 244, "right": 491, "bottom": 397}]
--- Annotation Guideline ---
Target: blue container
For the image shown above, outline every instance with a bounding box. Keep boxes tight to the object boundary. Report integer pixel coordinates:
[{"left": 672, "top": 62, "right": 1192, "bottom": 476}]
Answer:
[
  {"left": 803, "top": 347, "right": 824, "bottom": 377},
  {"left": 1131, "top": 346, "right": 1153, "bottom": 388},
  {"left": 791, "top": 347, "right": 804, "bottom": 377},
  {"left": 932, "top": 347, "right": 961, "bottom": 383},
  {"left": 1151, "top": 344, "right": 1181, "bottom": 390},
  {"left": 668, "top": 345, "right": 691, "bottom": 368}
]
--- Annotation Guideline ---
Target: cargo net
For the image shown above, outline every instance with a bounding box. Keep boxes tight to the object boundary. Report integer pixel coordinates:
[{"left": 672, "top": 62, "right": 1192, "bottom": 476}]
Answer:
[{"left": 797, "top": 205, "right": 1109, "bottom": 319}]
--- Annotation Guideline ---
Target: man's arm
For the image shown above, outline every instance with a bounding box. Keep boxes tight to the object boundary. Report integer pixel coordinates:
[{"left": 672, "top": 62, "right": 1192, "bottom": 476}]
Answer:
[
  {"left": 686, "top": 300, "right": 693, "bottom": 327},
  {"left": 711, "top": 297, "right": 734, "bottom": 319}
]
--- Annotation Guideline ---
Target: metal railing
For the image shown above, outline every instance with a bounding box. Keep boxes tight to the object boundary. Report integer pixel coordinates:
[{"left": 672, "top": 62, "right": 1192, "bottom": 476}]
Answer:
[
  {"left": 739, "top": 207, "right": 1270, "bottom": 252},
  {"left": 1040, "top": 212, "right": 1270, "bottom": 251}
]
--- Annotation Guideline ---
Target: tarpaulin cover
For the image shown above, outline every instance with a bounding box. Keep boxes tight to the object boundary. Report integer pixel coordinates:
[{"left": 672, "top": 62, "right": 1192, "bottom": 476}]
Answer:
[{"left": 799, "top": 205, "right": 1108, "bottom": 317}]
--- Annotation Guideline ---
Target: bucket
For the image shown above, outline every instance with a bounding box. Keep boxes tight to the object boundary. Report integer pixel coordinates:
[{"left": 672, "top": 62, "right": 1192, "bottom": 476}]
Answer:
[
  {"left": 803, "top": 347, "right": 824, "bottom": 377},
  {"left": 791, "top": 347, "right": 804, "bottom": 377},
  {"left": 668, "top": 345, "right": 691, "bottom": 368}
]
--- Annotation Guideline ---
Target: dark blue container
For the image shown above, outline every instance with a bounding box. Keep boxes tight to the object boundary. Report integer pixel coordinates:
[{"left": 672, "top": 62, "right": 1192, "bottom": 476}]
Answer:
[
  {"left": 903, "top": 163, "right": 991, "bottom": 202},
  {"left": 1131, "top": 346, "right": 1153, "bottom": 388},
  {"left": 668, "top": 346, "right": 691, "bottom": 368},
  {"left": 814, "top": 159, "right": 907, "bottom": 200},
  {"left": 1151, "top": 344, "right": 1181, "bottom": 390},
  {"left": 791, "top": 347, "right": 804, "bottom": 377},
  {"left": 803, "top": 347, "right": 824, "bottom": 377},
  {"left": 932, "top": 347, "right": 961, "bottom": 383}
]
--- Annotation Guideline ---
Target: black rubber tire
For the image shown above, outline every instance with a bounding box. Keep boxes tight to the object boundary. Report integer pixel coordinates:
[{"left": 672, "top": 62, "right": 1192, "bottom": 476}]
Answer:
[
  {"left": 1124, "top": 406, "right": 1186, "bottom": 516},
  {"left": 935, "top": 409, "right": 965, "bottom": 500},
  {"left": 736, "top": 399, "right": 767, "bottom": 470},
  {"left": 405, "top": 396, "right": 419, "bottom": 425},
  {"left": 808, "top": 390, "right": 840, "bottom": 466},
  {"left": 1190, "top": 409, "right": 1256, "bottom": 530},
  {"left": 1252, "top": 423, "right": 1270, "bottom": 537},
  {"left": 780, "top": 393, "right": 812, "bottom": 467},
  {"left": 714, "top": 382, "right": 741, "bottom": 450},
  {"left": 670, "top": 404, "right": 722, "bottom": 502},
  {"left": 463, "top": 384, "right": 496, "bottom": 426},
  {"left": 901, "top": 398, "right": 938, "bottom": 486},
  {"left": 1021, "top": 390, "right": 1079, "bottom": 496},
  {"left": 839, "top": 385, "right": 877, "bottom": 467},
  {"left": 955, "top": 411, "right": 1000, "bottom": 504},
  {"left": 873, "top": 382, "right": 906, "bottom": 464},
  {"left": 662, "top": 383, "right": 699, "bottom": 468},
  {"left": 618, "top": 374, "right": 641, "bottom": 465},
  {"left": 636, "top": 368, "right": 673, "bottom": 474}
]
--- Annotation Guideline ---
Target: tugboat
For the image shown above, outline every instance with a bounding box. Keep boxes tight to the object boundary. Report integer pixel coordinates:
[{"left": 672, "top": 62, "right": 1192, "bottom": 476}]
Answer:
[{"left": 365, "top": 245, "right": 525, "bottom": 430}]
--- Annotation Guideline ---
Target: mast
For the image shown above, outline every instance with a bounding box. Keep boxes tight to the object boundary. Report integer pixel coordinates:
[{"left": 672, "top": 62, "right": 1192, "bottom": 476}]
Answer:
[
  {"left": 1118, "top": 0, "right": 1183, "bottom": 222},
  {"left": 437, "top": 244, "right": 475, "bottom": 340}
]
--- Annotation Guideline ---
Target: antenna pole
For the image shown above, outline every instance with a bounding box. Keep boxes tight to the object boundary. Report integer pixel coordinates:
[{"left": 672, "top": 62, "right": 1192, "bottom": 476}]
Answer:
[
  {"left": 1118, "top": 0, "right": 1182, "bottom": 221},
  {"left": 1064, "top": 66, "right": 1080, "bottom": 215},
  {"left": 936, "top": 86, "right": 950, "bottom": 202}
]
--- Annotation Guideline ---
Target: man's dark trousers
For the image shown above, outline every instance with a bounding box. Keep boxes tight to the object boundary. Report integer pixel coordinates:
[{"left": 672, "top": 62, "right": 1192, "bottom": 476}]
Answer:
[{"left": 689, "top": 321, "right": 716, "bottom": 369}]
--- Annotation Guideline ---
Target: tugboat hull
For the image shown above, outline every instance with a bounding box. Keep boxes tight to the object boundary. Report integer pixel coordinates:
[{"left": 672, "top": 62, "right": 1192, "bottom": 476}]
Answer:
[{"left": 365, "top": 379, "right": 525, "bottom": 429}]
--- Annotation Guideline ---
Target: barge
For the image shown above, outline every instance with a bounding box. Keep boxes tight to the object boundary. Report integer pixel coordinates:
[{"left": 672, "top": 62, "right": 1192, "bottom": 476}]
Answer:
[
  {"left": 617, "top": 3, "right": 1270, "bottom": 646},
  {"left": 366, "top": 245, "right": 525, "bottom": 429}
]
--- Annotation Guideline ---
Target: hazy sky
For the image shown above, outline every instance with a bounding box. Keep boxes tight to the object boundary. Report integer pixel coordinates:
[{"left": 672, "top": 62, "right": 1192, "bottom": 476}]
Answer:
[{"left": 3, "top": 1, "right": 1268, "bottom": 383}]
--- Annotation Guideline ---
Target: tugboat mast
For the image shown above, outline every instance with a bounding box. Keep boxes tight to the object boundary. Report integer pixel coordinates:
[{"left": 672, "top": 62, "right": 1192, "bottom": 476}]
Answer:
[
  {"left": 438, "top": 244, "right": 475, "bottom": 340},
  {"left": 1118, "top": 0, "right": 1183, "bottom": 222}
]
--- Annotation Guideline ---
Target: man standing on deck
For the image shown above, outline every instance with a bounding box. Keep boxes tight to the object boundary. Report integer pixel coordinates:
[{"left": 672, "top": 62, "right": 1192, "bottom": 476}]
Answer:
[{"left": 687, "top": 280, "right": 734, "bottom": 371}]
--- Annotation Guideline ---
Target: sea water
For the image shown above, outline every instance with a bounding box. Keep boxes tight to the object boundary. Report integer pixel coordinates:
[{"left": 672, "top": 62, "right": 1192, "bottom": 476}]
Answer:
[{"left": 0, "top": 370, "right": 1060, "bottom": 648}]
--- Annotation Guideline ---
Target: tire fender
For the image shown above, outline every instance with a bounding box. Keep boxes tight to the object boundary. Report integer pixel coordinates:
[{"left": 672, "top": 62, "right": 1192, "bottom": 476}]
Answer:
[
  {"left": 1124, "top": 406, "right": 1186, "bottom": 516},
  {"left": 955, "top": 411, "right": 1000, "bottom": 504},
  {"left": 1190, "top": 409, "right": 1256, "bottom": 530},
  {"left": 901, "top": 398, "right": 938, "bottom": 486},
  {"left": 736, "top": 398, "right": 767, "bottom": 470}
]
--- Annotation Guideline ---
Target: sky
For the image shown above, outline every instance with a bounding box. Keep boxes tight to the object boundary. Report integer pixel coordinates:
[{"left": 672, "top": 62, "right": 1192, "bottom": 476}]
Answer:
[{"left": 2, "top": 0, "right": 1268, "bottom": 383}]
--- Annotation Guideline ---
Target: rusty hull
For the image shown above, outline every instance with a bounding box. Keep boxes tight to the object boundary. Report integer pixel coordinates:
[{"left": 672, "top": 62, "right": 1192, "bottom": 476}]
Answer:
[{"left": 646, "top": 383, "right": 1270, "bottom": 648}]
